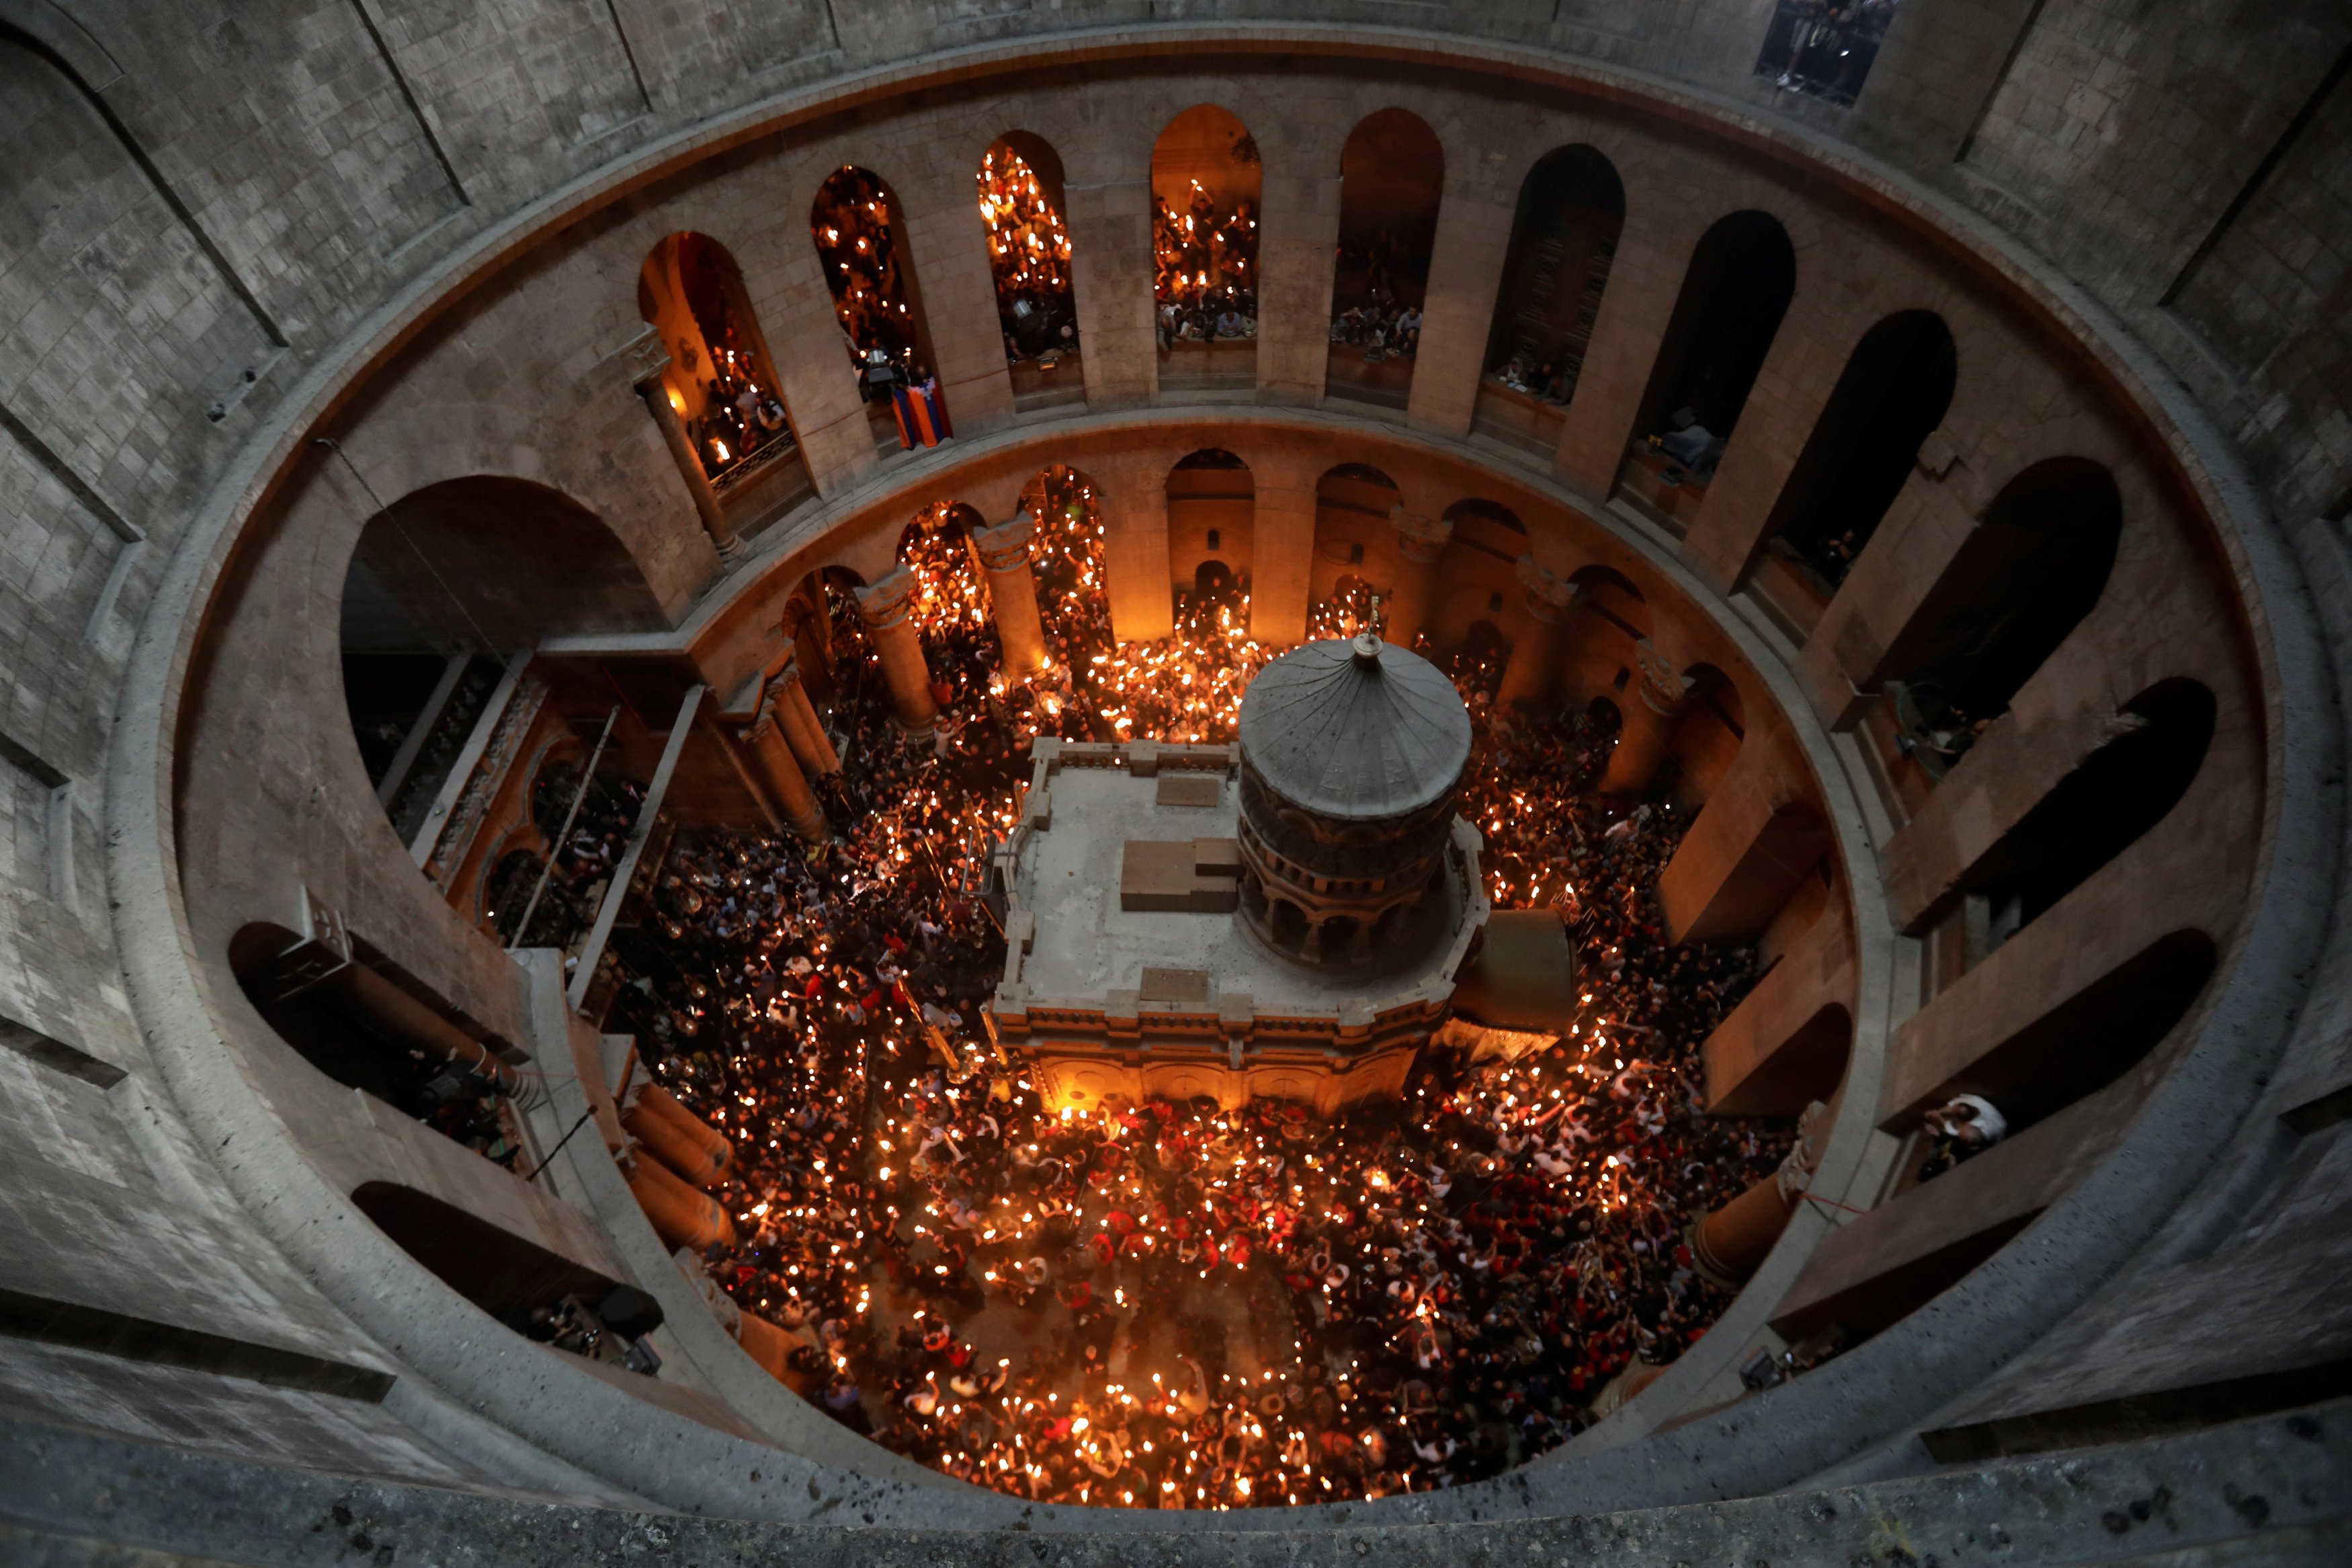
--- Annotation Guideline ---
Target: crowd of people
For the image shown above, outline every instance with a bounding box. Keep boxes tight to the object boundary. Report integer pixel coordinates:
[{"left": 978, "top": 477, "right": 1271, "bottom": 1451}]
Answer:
[
  {"left": 683, "top": 347, "right": 793, "bottom": 481},
  {"left": 979, "top": 144, "right": 1079, "bottom": 369},
  {"left": 1154, "top": 181, "right": 1259, "bottom": 349},
  {"left": 1488, "top": 352, "right": 1583, "bottom": 408},
  {"left": 487, "top": 760, "right": 648, "bottom": 952},
  {"left": 598, "top": 480, "right": 1800, "bottom": 1506},
  {"left": 812, "top": 167, "right": 950, "bottom": 447},
  {"left": 1329, "top": 301, "right": 1422, "bottom": 363}
]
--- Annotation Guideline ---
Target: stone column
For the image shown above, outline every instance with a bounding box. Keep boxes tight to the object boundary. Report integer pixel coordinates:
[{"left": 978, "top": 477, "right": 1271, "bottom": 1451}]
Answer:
[
  {"left": 1257, "top": 167, "right": 1344, "bottom": 404},
  {"left": 1493, "top": 556, "right": 1577, "bottom": 722},
  {"left": 1099, "top": 454, "right": 1173, "bottom": 641},
  {"left": 624, "top": 329, "right": 739, "bottom": 560},
  {"left": 971, "top": 511, "right": 1049, "bottom": 676},
  {"left": 1250, "top": 449, "right": 1318, "bottom": 647},
  {"left": 855, "top": 568, "right": 938, "bottom": 738},
  {"left": 1601, "top": 638, "right": 1693, "bottom": 798},
  {"left": 1063, "top": 176, "right": 1157, "bottom": 408},
  {"left": 1407, "top": 171, "right": 1516, "bottom": 439},
  {"left": 768, "top": 656, "right": 839, "bottom": 776},
  {"left": 1689, "top": 1100, "right": 1830, "bottom": 1287},
  {"left": 737, "top": 691, "right": 831, "bottom": 843},
  {"left": 1382, "top": 507, "right": 1453, "bottom": 649}
]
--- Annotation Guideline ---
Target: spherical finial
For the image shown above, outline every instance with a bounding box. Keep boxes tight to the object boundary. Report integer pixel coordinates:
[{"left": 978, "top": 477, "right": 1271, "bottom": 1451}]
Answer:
[{"left": 1351, "top": 632, "right": 1384, "bottom": 667}]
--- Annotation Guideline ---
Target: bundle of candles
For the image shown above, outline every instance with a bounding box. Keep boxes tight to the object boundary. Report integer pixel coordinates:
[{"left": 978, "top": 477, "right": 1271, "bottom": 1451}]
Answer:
[
  {"left": 977, "top": 146, "right": 1073, "bottom": 301},
  {"left": 1152, "top": 179, "right": 1256, "bottom": 308},
  {"left": 614, "top": 502, "right": 1791, "bottom": 1507}
]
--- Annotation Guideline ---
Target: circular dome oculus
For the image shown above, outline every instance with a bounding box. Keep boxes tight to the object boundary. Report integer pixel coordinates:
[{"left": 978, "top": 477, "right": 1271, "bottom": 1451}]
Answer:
[{"left": 1238, "top": 634, "right": 1472, "bottom": 819}]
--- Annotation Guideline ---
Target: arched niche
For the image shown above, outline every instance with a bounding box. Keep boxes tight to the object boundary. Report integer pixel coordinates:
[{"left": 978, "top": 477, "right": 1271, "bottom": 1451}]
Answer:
[
  {"left": 1472, "top": 146, "right": 1626, "bottom": 457},
  {"left": 1152, "top": 105, "right": 1261, "bottom": 390},
  {"left": 1310, "top": 463, "right": 1402, "bottom": 619},
  {"left": 979, "top": 132, "right": 1081, "bottom": 410},
  {"left": 339, "top": 477, "right": 661, "bottom": 843},
  {"left": 1552, "top": 563, "right": 1651, "bottom": 710},
  {"left": 1747, "top": 310, "right": 1957, "bottom": 635},
  {"left": 1870, "top": 458, "right": 2123, "bottom": 800},
  {"left": 1426, "top": 498, "right": 1527, "bottom": 658},
  {"left": 636, "top": 231, "right": 806, "bottom": 519},
  {"left": 1617, "top": 210, "right": 1798, "bottom": 536},
  {"left": 1167, "top": 449, "right": 1254, "bottom": 613},
  {"left": 1327, "top": 109, "right": 1444, "bottom": 412},
  {"left": 1673, "top": 662, "right": 1747, "bottom": 808},
  {"left": 812, "top": 165, "right": 948, "bottom": 453}
]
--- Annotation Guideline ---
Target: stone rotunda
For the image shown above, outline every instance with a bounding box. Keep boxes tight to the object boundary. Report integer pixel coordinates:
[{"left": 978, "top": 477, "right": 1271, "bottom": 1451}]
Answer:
[{"left": 6, "top": 0, "right": 2351, "bottom": 1561}]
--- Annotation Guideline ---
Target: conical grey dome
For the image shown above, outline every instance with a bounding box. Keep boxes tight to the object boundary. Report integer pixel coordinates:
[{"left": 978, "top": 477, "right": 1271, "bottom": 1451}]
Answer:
[{"left": 1237, "top": 634, "right": 1472, "bottom": 819}]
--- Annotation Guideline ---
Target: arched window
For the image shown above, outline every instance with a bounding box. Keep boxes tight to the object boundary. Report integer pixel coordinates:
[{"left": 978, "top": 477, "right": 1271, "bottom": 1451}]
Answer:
[
  {"left": 1310, "top": 464, "right": 1402, "bottom": 634},
  {"left": 1747, "top": 311, "right": 1956, "bottom": 634},
  {"left": 812, "top": 166, "right": 949, "bottom": 453},
  {"left": 1923, "top": 679, "right": 2214, "bottom": 978},
  {"left": 1473, "top": 146, "right": 1625, "bottom": 457},
  {"left": 1903, "top": 930, "right": 2217, "bottom": 1141},
  {"left": 1618, "top": 211, "right": 1797, "bottom": 536},
  {"left": 1152, "top": 105, "right": 1261, "bottom": 392},
  {"left": 978, "top": 133, "right": 1081, "bottom": 411},
  {"left": 1328, "top": 110, "right": 1444, "bottom": 411},
  {"left": 1168, "top": 449, "right": 1254, "bottom": 617},
  {"left": 637, "top": 232, "right": 807, "bottom": 518},
  {"left": 1872, "top": 458, "right": 2122, "bottom": 801}
]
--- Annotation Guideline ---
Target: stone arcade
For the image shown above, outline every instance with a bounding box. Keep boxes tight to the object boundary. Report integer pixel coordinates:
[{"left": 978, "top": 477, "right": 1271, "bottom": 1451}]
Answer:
[{"left": 4, "top": 0, "right": 2351, "bottom": 1562}]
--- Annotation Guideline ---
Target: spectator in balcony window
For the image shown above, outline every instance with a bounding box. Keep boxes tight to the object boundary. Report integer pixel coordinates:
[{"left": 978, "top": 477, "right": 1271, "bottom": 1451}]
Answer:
[{"left": 1917, "top": 1094, "right": 2007, "bottom": 1182}]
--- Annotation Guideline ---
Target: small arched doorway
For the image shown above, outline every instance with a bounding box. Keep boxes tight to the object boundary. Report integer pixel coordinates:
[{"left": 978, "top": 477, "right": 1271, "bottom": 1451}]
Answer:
[
  {"left": 1310, "top": 463, "right": 1402, "bottom": 635},
  {"left": 1168, "top": 449, "right": 1254, "bottom": 622}
]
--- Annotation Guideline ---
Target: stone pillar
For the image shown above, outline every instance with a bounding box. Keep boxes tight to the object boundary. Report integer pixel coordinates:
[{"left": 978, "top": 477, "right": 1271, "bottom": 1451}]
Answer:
[
  {"left": 972, "top": 511, "right": 1049, "bottom": 676},
  {"left": 1382, "top": 507, "right": 1453, "bottom": 649},
  {"left": 1689, "top": 1100, "right": 1830, "bottom": 1287},
  {"left": 855, "top": 568, "right": 938, "bottom": 738},
  {"left": 767, "top": 657, "right": 839, "bottom": 776},
  {"left": 1600, "top": 638, "right": 1693, "bottom": 798},
  {"left": 738, "top": 691, "right": 831, "bottom": 843},
  {"left": 1407, "top": 171, "right": 1516, "bottom": 439},
  {"left": 1099, "top": 456, "right": 1173, "bottom": 641},
  {"left": 1063, "top": 176, "right": 1157, "bottom": 408},
  {"left": 624, "top": 330, "right": 739, "bottom": 560},
  {"left": 1251, "top": 451, "right": 1318, "bottom": 647},
  {"left": 1493, "top": 556, "right": 1577, "bottom": 722},
  {"left": 1257, "top": 165, "right": 1343, "bottom": 405}
]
